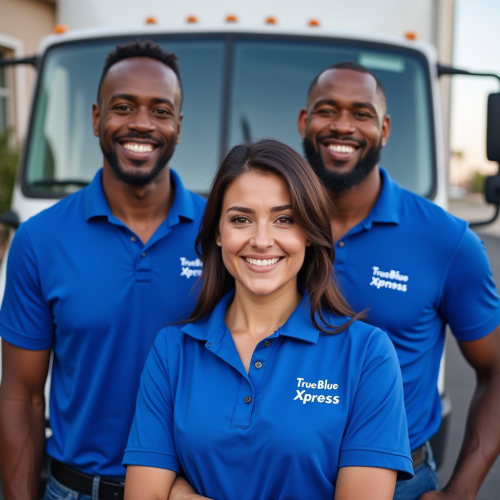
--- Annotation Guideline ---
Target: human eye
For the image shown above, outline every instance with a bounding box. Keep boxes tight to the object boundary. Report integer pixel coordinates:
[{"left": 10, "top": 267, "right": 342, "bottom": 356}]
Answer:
[
  {"left": 275, "top": 215, "right": 294, "bottom": 225},
  {"left": 316, "top": 107, "right": 334, "bottom": 116},
  {"left": 230, "top": 215, "right": 251, "bottom": 225},
  {"left": 154, "top": 107, "right": 173, "bottom": 117},
  {"left": 354, "top": 110, "right": 372, "bottom": 119},
  {"left": 114, "top": 103, "right": 133, "bottom": 112}
]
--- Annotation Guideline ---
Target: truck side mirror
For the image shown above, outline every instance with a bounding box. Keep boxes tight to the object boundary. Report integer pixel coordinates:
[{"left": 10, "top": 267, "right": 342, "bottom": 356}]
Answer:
[
  {"left": 438, "top": 66, "right": 500, "bottom": 227},
  {"left": 487, "top": 93, "right": 500, "bottom": 163},
  {"left": 485, "top": 175, "right": 500, "bottom": 205}
]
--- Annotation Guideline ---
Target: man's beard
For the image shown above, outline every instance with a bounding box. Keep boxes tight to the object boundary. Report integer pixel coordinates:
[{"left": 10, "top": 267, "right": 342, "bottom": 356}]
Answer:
[
  {"left": 100, "top": 132, "right": 175, "bottom": 187},
  {"left": 303, "top": 135, "right": 381, "bottom": 192}
]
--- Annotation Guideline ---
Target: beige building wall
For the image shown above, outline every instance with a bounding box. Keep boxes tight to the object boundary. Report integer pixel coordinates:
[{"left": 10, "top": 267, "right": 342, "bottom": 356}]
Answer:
[{"left": 0, "top": 0, "right": 57, "bottom": 139}]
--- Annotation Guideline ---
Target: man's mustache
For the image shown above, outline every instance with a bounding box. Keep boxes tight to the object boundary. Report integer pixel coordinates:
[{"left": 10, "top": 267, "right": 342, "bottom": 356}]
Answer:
[
  {"left": 112, "top": 132, "right": 164, "bottom": 148},
  {"left": 315, "top": 133, "right": 366, "bottom": 149}
]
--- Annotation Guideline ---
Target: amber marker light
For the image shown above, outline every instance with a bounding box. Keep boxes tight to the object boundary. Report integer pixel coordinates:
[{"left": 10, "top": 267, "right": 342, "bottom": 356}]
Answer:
[
  {"left": 53, "top": 24, "right": 69, "bottom": 34},
  {"left": 186, "top": 15, "right": 198, "bottom": 23},
  {"left": 308, "top": 19, "right": 320, "bottom": 27},
  {"left": 226, "top": 14, "right": 238, "bottom": 23},
  {"left": 145, "top": 16, "right": 158, "bottom": 25},
  {"left": 265, "top": 16, "right": 277, "bottom": 25},
  {"left": 405, "top": 31, "right": 418, "bottom": 40}
]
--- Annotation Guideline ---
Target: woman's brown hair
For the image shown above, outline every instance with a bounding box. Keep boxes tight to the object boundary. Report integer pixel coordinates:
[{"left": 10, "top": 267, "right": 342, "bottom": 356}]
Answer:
[{"left": 188, "top": 139, "right": 364, "bottom": 333}]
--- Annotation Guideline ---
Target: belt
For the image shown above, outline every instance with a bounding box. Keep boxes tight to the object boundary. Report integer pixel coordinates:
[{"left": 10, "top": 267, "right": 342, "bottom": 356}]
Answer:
[
  {"left": 411, "top": 444, "right": 427, "bottom": 469},
  {"left": 51, "top": 459, "right": 124, "bottom": 500}
]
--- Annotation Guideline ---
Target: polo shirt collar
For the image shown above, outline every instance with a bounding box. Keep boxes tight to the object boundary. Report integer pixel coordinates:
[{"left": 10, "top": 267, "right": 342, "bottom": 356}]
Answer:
[
  {"left": 365, "top": 167, "right": 402, "bottom": 226},
  {"left": 84, "top": 167, "right": 197, "bottom": 222},
  {"left": 84, "top": 169, "right": 110, "bottom": 220},
  {"left": 181, "top": 289, "right": 319, "bottom": 344}
]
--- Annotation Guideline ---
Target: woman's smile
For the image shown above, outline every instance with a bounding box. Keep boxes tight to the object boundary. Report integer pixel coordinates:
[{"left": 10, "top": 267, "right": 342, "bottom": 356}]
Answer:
[{"left": 216, "top": 171, "right": 308, "bottom": 298}]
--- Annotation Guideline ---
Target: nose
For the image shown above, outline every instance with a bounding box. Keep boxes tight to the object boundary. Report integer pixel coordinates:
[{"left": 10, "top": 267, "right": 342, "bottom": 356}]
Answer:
[
  {"left": 128, "top": 106, "right": 155, "bottom": 133},
  {"left": 250, "top": 222, "right": 274, "bottom": 250},
  {"left": 329, "top": 110, "right": 356, "bottom": 135}
]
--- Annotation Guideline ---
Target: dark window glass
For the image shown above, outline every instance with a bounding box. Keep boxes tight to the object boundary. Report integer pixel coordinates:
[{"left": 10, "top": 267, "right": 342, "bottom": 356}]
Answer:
[
  {"left": 24, "top": 35, "right": 433, "bottom": 198},
  {"left": 24, "top": 38, "right": 225, "bottom": 195},
  {"left": 228, "top": 39, "right": 433, "bottom": 196}
]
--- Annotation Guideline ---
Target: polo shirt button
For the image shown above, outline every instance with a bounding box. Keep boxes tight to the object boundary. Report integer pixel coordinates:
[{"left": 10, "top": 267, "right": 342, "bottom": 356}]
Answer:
[
  {"left": 141, "top": 252, "right": 146, "bottom": 258},
  {"left": 207, "top": 342, "right": 213, "bottom": 348},
  {"left": 338, "top": 241, "right": 345, "bottom": 248},
  {"left": 254, "top": 361, "right": 263, "bottom": 369},
  {"left": 244, "top": 396, "right": 252, "bottom": 404},
  {"left": 264, "top": 340, "right": 272, "bottom": 347},
  {"left": 131, "top": 236, "right": 137, "bottom": 242}
]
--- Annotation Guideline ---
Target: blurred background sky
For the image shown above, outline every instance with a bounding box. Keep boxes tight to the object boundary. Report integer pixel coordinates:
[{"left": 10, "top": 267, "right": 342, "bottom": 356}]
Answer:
[{"left": 450, "top": 0, "right": 500, "bottom": 185}]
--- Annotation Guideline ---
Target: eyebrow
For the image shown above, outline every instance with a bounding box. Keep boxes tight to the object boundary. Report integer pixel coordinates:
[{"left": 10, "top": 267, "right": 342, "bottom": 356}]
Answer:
[
  {"left": 352, "top": 101, "right": 378, "bottom": 114},
  {"left": 226, "top": 204, "right": 292, "bottom": 214},
  {"left": 110, "top": 94, "right": 174, "bottom": 107},
  {"left": 110, "top": 93, "right": 137, "bottom": 102},
  {"left": 226, "top": 206, "right": 254, "bottom": 214},
  {"left": 313, "top": 98, "right": 378, "bottom": 114},
  {"left": 270, "top": 204, "right": 292, "bottom": 213}
]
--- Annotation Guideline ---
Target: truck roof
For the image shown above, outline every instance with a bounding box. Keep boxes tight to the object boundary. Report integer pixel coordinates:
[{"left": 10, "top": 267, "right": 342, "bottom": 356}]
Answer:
[{"left": 37, "top": 24, "right": 438, "bottom": 67}]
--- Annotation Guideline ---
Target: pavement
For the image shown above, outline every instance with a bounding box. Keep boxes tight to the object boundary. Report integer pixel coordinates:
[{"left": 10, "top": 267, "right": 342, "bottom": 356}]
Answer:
[
  {"left": 449, "top": 194, "right": 500, "bottom": 238},
  {"left": 440, "top": 197, "right": 500, "bottom": 499}
]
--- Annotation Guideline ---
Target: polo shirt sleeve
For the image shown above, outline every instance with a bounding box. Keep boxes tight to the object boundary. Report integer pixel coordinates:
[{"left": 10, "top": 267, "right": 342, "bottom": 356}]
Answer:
[
  {"left": 339, "top": 328, "right": 413, "bottom": 480},
  {"left": 123, "top": 327, "right": 180, "bottom": 473},
  {"left": 440, "top": 228, "right": 500, "bottom": 341},
  {"left": 0, "top": 224, "right": 54, "bottom": 350}
]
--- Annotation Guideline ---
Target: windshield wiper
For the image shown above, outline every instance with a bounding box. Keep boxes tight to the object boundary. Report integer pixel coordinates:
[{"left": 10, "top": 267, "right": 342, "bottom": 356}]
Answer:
[{"left": 31, "top": 179, "right": 90, "bottom": 188}]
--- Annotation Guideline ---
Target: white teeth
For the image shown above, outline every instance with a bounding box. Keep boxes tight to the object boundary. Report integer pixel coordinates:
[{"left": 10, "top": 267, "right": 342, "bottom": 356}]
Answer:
[
  {"left": 327, "top": 144, "right": 355, "bottom": 153},
  {"left": 123, "top": 143, "right": 154, "bottom": 153},
  {"left": 245, "top": 258, "right": 280, "bottom": 266}
]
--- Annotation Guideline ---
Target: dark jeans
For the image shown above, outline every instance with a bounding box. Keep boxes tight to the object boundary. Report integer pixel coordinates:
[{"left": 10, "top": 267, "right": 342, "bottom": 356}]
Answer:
[
  {"left": 44, "top": 475, "right": 98, "bottom": 500},
  {"left": 394, "top": 441, "right": 440, "bottom": 500}
]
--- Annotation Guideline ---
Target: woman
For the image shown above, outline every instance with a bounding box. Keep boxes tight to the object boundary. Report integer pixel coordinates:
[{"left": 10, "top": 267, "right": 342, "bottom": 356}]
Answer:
[{"left": 123, "top": 139, "right": 413, "bottom": 499}]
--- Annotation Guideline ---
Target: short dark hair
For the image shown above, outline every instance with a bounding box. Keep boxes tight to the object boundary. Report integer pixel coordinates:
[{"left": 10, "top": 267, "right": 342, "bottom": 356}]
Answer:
[
  {"left": 187, "top": 139, "right": 364, "bottom": 334},
  {"left": 97, "top": 39, "right": 182, "bottom": 103},
  {"left": 308, "top": 61, "right": 386, "bottom": 109}
]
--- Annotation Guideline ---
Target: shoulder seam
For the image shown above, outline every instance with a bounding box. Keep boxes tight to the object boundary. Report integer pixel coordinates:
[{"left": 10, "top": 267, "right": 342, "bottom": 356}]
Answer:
[{"left": 436, "top": 223, "right": 470, "bottom": 306}]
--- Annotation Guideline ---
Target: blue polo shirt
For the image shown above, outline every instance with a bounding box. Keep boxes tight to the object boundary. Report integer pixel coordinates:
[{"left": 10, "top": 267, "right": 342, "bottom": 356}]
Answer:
[
  {"left": 334, "top": 168, "right": 500, "bottom": 451},
  {"left": 124, "top": 290, "right": 413, "bottom": 498},
  {"left": 0, "top": 168, "right": 206, "bottom": 478}
]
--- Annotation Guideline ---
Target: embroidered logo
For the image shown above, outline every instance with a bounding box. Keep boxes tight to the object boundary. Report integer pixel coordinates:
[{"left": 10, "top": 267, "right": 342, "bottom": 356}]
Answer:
[
  {"left": 293, "top": 377, "right": 340, "bottom": 405},
  {"left": 370, "top": 266, "right": 408, "bottom": 292},
  {"left": 180, "top": 257, "right": 202, "bottom": 279}
]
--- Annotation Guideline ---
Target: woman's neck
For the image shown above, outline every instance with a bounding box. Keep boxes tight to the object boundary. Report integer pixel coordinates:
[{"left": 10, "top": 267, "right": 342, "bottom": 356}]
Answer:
[{"left": 225, "top": 280, "right": 302, "bottom": 341}]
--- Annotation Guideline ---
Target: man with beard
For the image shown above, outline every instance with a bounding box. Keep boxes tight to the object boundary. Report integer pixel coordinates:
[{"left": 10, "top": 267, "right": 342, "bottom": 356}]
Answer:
[
  {"left": 298, "top": 62, "right": 500, "bottom": 500},
  {"left": 0, "top": 40, "right": 206, "bottom": 499}
]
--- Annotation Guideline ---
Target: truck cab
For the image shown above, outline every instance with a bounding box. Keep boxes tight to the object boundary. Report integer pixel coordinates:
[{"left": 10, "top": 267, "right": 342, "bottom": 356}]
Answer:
[{"left": 2, "top": 19, "right": 500, "bottom": 472}]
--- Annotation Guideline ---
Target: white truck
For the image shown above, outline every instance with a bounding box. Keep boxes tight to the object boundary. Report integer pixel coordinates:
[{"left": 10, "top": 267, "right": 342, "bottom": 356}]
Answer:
[{"left": 1, "top": 0, "right": 500, "bottom": 474}]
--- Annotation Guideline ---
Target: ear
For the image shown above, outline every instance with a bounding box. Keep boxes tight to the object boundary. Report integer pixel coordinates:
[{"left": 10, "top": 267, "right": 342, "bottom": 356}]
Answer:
[
  {"left": 380, "top": 114, "right": 391, "bottom": 148},
  {"left": 215, "top": 232, "right": 222, "bottom": 247},
  {"left": 92, "top": 102, "right": 100, "bottom": 138},
  {"left": 297, "top": 108, "right": 308, "bottom": 140},
  {"left": 306, "top": 239, "right": 312, "bottom": 247}
]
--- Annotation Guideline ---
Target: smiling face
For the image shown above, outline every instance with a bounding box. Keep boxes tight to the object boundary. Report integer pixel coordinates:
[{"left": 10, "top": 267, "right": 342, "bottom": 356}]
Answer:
[
  {"left": 298, "top": 68, "right": 390, "bottom": 192},
  {"left": 93, "top": 57, "right": 182, "bottom": 186},
  {"left": 216, "top": 171, "right": 309, "bottom": 299}
]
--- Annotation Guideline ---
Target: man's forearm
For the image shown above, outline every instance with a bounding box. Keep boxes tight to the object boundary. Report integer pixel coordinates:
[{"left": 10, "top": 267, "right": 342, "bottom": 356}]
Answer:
[
  {"left": 0, "top": 396, "right": 46, "bottom": 500},
  {"left": 444, "top": 372, "right": 500, "bottom": 499}
]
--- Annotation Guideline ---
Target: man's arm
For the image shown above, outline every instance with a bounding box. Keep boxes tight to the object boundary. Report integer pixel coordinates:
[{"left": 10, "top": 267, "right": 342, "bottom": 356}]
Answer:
[
  {"left": 420, "top": 325, "right": 500, "bottom": 500},
  {"left": 0, "top": 340, "right": 51, "bottom": 500}
]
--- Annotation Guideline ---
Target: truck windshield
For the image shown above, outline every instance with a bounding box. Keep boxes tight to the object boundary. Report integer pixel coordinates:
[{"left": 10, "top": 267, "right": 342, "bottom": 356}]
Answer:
[{"left": 24, "top": 35, "right": 433, "bottom": 197}]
